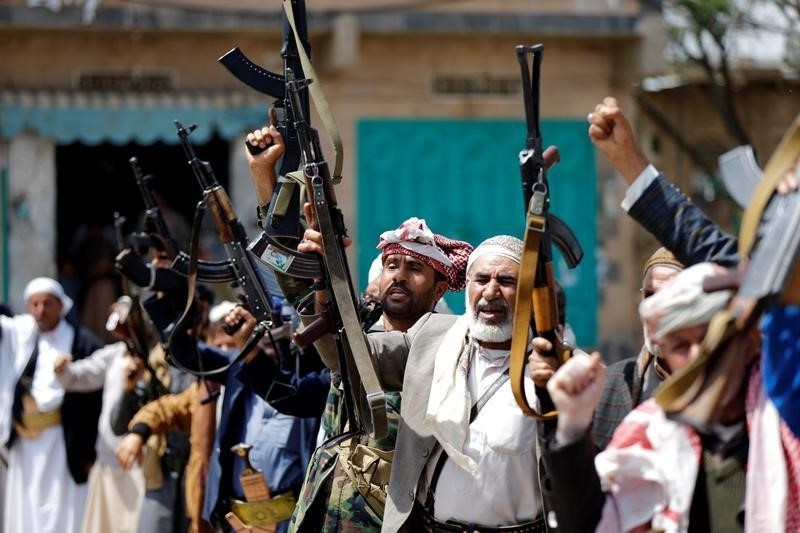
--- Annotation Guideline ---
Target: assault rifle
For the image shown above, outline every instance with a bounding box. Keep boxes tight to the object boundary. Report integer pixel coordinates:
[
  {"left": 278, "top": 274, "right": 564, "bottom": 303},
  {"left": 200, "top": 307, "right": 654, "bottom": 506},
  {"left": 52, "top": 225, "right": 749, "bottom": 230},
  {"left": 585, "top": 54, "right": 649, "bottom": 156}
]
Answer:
[
  {"left": 656, "top": 116, "right": 800, "bottom": 430},
  {"left": 111, "top": 211, "right": 169, "bottom": 399},
  {"left": 219, "top": 0, "right": 311, "bottom": 236},
  {"left": 167, "top": 121, "right": 283, "bottom": 376},
  {"left": 284, "top": 68, "right": 387, "bottom": 439},
  {"left": 128, "top": 157, "right": 178, "bottom": 258},
  {"left": 509, "top": 44, "right": 584, "bottom": 420},
  {"left": 115, "top": 157, "right": 187, "bottom": 292}
]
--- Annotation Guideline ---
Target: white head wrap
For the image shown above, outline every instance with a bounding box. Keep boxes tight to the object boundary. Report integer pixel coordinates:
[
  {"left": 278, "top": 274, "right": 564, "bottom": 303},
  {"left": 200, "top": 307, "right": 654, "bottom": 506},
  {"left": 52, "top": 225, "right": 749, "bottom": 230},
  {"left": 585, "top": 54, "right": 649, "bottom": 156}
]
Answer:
[
  {"left": 209, "top": 300, "right": 238, "bottom": 325},
  {"left": 367, "top": 253, "right": 383, "bottom": 284},
  {"left": 639, "top": 262, "right": 732, "bottom": 342},
  {"left": 466, "top": 235, "right": 523, "bottom": 275},
  {"left": 23, "top": 277, "right": 73, "bottom": 317},
  {"left": 377, "top": 217, "right": 453, "bottom": 267}
]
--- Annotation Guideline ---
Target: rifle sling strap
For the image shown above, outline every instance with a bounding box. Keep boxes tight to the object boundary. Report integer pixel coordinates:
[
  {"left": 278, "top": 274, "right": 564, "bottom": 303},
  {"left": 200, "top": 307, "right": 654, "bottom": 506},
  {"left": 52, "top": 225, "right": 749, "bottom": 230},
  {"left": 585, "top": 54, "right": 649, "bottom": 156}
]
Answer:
[
  {"left": 509, "top": 210, "right": 558, "bottom": 420},
  {"left": 310, "top": 177, "right": 387, "bottom": 439},
  {"left": 283, "top": 0, "right": 343, "bottom": 183},
  {"left": 424, "top": 370, "right": 510, "bottom": 510}
]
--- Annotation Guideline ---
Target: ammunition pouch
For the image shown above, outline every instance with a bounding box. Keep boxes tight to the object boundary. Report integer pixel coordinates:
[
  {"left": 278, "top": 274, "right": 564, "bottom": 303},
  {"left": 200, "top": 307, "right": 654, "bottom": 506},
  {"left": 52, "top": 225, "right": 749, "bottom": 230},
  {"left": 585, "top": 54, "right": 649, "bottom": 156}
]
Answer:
[{"left": 336, "top": 436, "right": 394, "bottom": 517}]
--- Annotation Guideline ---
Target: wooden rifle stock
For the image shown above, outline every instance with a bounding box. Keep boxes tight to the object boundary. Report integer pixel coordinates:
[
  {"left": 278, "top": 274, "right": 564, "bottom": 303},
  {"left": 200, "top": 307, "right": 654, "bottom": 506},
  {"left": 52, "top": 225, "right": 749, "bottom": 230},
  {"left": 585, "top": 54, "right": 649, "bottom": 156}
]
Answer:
[
  {"left": 292, "top": 310, "right": 332, "bottom": 349},
  {"left": 510, "top": 44, "right": 581, "bottom": 419}
]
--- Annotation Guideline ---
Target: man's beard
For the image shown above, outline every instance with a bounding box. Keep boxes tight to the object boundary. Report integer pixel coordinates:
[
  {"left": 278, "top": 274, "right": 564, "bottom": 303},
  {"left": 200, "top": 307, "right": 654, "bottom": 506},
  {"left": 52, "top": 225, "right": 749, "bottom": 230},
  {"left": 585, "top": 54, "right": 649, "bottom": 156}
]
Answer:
[
  {"left": 381, "top": 282, "right": 433, "bottom": 321},
  {"left": 465, "top": 293, "right": 513, "bottom": 343}
]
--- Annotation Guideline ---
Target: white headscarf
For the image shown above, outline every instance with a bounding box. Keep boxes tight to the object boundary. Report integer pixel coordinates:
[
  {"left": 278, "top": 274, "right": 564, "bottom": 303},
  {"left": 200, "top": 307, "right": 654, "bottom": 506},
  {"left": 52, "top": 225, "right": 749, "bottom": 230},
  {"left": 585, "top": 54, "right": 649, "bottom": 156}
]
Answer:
[
  {"left": 23, "top": 277, "right": 73, "bottom": 317},
  {"left": 639, "top": 263, "right": 732, "bottom": 342}
]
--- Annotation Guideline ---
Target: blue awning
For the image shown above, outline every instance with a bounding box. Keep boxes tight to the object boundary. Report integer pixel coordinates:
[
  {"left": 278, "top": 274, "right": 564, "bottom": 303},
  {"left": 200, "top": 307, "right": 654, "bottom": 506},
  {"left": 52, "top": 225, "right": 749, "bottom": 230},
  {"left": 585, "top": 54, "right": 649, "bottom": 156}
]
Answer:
[{"left": 0, "top": 90, "right": 269, "bottom": 144}]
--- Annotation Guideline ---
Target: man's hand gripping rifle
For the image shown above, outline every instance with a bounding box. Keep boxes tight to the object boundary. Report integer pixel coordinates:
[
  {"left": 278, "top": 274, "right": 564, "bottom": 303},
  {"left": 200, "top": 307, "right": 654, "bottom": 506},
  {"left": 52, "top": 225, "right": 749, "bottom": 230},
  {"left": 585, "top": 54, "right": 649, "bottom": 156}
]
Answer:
[
  {"left": 509, "top": 44, "right": 584, "bottom": 420},
  {"left": 285, "top": 69, "right": 387, "bottom": 439}
]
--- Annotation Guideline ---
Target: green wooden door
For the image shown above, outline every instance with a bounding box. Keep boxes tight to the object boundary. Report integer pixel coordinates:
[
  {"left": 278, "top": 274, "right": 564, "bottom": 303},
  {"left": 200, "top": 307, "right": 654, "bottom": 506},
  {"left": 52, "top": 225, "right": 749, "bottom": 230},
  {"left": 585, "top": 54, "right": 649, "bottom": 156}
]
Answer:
[{"left": 357, "top": 118, "right": 597, "bottom": 346}]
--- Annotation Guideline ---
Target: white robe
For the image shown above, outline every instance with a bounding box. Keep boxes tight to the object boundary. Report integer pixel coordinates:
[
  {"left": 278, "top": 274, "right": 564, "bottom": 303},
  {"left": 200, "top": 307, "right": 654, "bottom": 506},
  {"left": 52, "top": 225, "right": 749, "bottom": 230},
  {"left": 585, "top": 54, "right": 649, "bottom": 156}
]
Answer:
[
  {"left": 2, "top": 317, "right": 88, "bottom": 533},
  {"left": 56, "top": 341, "right": 145, "bottom": 533}
]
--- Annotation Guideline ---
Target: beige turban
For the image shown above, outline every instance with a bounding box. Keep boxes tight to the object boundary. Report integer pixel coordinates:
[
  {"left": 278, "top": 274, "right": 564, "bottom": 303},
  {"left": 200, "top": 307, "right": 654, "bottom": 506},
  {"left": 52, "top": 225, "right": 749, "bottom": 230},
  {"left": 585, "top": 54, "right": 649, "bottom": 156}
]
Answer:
[{"left": 643, "top": 247, "right": 684, "bottom": 276}]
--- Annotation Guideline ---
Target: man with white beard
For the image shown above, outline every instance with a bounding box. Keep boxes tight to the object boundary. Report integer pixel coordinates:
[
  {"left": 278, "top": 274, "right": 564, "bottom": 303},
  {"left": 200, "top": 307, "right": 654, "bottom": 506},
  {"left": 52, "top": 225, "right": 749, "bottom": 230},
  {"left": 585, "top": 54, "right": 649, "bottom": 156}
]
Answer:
[{"left": 307, "top": 235, "right": 547, "bottom": 532}]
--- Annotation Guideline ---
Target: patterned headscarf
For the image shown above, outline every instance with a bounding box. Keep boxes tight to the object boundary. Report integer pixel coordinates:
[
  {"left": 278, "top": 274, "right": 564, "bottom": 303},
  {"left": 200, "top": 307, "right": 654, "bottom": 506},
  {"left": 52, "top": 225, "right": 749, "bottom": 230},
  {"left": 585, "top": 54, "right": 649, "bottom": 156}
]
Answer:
[{"left": 377, "top": 217, "right": 473, "bottom": 291}]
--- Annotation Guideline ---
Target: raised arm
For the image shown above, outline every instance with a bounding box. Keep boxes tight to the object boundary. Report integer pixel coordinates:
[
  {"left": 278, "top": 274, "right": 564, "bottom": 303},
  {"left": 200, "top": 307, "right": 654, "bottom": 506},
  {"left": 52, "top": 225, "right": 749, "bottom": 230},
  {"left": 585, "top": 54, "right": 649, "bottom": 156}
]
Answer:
[
  {"left": 588, "top": 97, "right": 739, "bottom": 267},
  {"left": 55, "top": 342, "right": 124, "bottom": 392}
]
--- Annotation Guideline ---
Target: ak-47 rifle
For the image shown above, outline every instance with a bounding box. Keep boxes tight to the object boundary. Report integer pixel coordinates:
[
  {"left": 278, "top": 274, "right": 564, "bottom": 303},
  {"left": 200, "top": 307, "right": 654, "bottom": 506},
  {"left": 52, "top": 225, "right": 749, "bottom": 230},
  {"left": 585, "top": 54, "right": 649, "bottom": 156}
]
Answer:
[
  {"left": 509, "top": 44, "right": 584, "bottom": 420},
  {"left": 656, "top": 115, "right": 800, "bottom": 430},
  {"left": 219, "top": 0, "right": 311, "bottom": 236},
  {"left": 218, "top": 0, "right": 343, "bottom": 283},
  {"left": 112, "top": 211, "right": 151, "bottom": 360},
  {"left": 283, "top": 68, "right": 387, "bottom": 439},
  {"left": 111, "top": 211, "right": 169, "bottom": 399},
  {"left": 118, "top": 154, "right": 320, "bottom": 290},
  {"left": 167, "top": 121, "right": 285, "bottom": 376},
  {"left": 115, "top": 157, "right": 187, "bottom": 292},
  {"left": 128, "top": 156, "right": 178, "bottom": 258}
]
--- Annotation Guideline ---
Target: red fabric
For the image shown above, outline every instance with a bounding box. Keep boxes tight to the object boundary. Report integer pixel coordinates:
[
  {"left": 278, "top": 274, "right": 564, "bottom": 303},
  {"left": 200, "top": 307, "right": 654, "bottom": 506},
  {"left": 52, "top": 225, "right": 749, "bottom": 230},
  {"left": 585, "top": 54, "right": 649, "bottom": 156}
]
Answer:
[
  {"left": 746, "top": 368, "right": 800, "bottom": 530},
  {"left": 381, "top": 234, "right": 472, "bottom": 291}
]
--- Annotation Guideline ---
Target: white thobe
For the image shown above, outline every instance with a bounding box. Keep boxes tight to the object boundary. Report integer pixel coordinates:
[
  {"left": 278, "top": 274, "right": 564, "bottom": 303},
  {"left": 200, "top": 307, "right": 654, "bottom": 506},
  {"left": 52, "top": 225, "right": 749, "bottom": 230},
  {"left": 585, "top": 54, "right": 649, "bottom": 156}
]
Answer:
[
  {"left": 56, "top": 341, "right": 145, "bottom": 533},
  {"left": 419, "top": 346, "right": 541, "bottom": 526},
  {"left": 3, "top": 318, "right": 88, "bottom": 533}
]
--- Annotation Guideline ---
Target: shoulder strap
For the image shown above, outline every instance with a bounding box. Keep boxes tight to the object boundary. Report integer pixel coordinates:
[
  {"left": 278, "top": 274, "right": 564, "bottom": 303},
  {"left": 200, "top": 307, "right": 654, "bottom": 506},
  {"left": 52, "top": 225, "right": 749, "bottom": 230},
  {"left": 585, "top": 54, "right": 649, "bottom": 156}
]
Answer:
[
  {"left": 424, "top": 369, "right": 510, "bottom": 510},
  {"left": 8, "top": 334, "right": 41, "bottom": 446}
]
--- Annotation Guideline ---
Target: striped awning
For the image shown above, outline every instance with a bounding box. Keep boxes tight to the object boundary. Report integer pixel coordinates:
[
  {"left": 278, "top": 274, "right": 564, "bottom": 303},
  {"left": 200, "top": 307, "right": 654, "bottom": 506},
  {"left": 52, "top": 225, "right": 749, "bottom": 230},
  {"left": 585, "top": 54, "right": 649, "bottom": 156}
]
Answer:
[{"left": 0, "top": 89, "right": 269, "bottom": 144}]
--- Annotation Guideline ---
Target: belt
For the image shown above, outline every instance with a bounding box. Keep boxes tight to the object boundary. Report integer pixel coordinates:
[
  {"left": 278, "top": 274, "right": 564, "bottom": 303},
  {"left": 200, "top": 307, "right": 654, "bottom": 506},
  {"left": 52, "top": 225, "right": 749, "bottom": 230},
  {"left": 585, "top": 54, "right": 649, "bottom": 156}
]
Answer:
[
  {"left": 20, "top": 408, "right": 61, "bottom": 432},
  {"left": 417, "top": 502, "right": 547, "bottom": 533},
  {"left": 228, "top": 491, "right": 297, "bottom": 527}
]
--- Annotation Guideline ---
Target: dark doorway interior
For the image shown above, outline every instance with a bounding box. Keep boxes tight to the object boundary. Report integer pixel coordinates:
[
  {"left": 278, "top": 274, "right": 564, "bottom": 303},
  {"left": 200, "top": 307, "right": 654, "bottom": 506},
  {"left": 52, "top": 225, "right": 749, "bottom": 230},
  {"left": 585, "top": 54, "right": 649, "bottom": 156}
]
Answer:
[{"left": 55, "top": 136, "right": 229, "bottom": 340}]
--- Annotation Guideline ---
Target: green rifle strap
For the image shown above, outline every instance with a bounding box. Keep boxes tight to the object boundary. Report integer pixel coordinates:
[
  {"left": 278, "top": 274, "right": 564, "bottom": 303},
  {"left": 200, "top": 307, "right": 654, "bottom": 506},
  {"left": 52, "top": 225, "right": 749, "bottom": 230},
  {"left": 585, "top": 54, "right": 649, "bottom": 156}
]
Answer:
[
  {"left": 285, "top": 170, "right": 306, "bottom": 186},
  {"left": 284, "top": 170, "right": 307, "bottom": 219},
  {"left": 283, "top": 0, "right": 344, "bottom": 183},
  {"left": 271, "top": 179, "right": 297, "bottom": 221}
]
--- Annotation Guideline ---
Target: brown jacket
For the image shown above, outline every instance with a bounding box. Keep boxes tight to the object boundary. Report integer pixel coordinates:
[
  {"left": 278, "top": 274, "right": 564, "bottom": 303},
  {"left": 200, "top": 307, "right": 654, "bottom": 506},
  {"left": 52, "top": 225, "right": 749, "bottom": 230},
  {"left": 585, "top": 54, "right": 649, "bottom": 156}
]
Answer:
[{"left": 129, "top": 380, "right": 218, "bottom": 533}]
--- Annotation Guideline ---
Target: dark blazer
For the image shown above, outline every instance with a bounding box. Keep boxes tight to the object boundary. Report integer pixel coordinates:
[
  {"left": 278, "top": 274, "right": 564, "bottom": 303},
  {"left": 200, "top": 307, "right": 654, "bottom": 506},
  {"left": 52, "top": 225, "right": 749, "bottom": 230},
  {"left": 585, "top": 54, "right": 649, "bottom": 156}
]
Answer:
[
  {"left": 541, "top": 173, "right": 744, "bottom": 531},
  {"left": 60, "top": 322, "right": 105, "bottom": 484},
  {"left": 628, "top": 174, "right": 739, "bottom": 267}
]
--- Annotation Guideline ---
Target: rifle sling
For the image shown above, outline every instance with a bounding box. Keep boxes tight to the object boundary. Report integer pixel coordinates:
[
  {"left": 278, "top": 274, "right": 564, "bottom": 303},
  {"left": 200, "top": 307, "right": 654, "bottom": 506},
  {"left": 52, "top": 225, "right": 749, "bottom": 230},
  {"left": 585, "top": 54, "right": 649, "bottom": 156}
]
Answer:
[
  {"left": 509, "top": 211, "right": 558, "bottom": 420},
  {"left": 271, "top": 180, "right": 297, "bottom": 220},
  {"left": 283, "top": 0, "right": 343, "bottom": 183},
  {"left": 310, "top": 177, "right": 387, "bottom": 439},
  {"left": 424, "top": 370, "right": 510, "bottom": 511}
]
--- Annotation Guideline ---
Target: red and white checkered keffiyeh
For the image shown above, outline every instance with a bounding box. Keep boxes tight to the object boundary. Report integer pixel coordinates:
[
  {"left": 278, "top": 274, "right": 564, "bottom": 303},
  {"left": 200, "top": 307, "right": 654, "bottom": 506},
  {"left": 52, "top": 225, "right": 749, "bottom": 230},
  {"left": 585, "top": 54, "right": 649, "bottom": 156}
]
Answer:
[
  {"left": 377, "top": 217, "right": 472, "bottom": 291},
  {"left": 594, "top": 366, "right": 800, "bottom": 532}
]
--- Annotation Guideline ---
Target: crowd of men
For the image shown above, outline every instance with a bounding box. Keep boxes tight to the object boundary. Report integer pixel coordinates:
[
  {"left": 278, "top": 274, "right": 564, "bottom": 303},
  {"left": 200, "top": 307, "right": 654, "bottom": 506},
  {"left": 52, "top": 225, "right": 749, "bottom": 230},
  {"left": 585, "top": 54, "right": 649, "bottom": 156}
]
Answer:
[{"left": 0, "top": 94, "right": 798, "bottom": 533}]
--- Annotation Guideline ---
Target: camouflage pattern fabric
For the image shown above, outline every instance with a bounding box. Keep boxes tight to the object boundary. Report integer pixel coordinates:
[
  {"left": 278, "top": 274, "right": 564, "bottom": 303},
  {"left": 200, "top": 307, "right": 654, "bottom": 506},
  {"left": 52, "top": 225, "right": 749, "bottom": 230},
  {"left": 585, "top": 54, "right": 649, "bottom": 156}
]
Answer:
[{"left": 289, "top": 375, "right": 401, "bottom": 533}]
